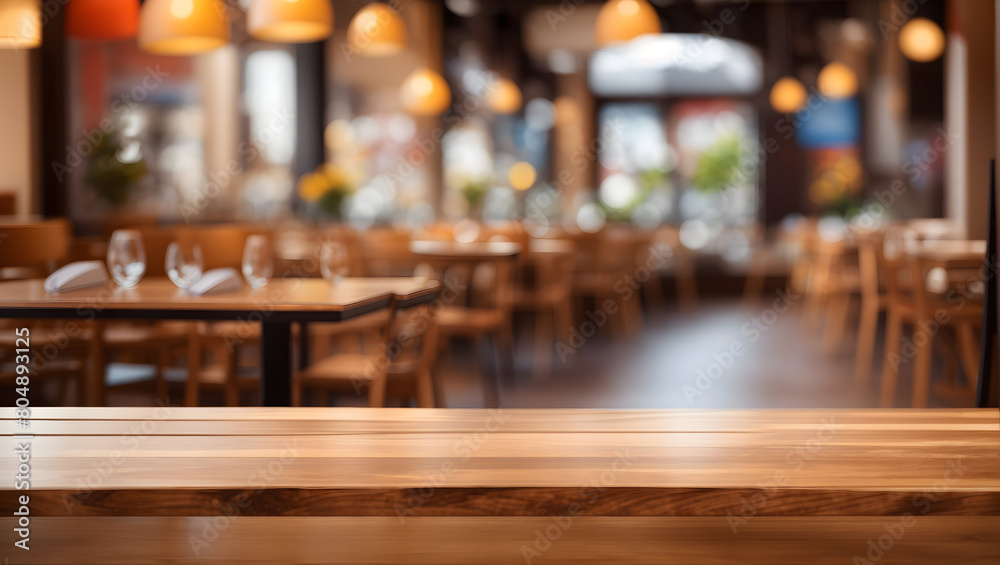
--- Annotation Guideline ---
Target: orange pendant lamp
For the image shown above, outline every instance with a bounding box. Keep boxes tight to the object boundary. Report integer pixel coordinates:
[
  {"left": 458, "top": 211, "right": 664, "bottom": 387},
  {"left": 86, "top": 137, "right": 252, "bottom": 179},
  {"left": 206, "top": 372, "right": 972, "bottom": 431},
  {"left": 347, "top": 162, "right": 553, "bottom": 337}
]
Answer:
[
  {"left": 400, "top": 67, "right": 451, "bottom": 116},
  {"left": 139, "top": 0, "right": 230, "bottom": 55},
  {"left": 248, "top": 0, "right": 333, "bottom": 43},
  {"left": 595, "top": 0, "right": 661, "bottom": 47},
  {"left": 67, "top": 0, "right": 140, "bottom": 40},
  {"left": 0, "top": 0, "right": 41, "bottom": 49},
  {"left": 347, "top": 2, "right": 408, "bottom": 56}
]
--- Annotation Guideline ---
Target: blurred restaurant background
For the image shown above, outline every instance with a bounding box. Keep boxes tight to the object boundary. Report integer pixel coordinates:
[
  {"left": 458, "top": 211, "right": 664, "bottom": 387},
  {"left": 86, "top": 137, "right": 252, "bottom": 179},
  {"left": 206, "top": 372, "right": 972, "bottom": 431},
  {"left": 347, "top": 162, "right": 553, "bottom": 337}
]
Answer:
[{"left": 0, "top": 0, "right": 996, "bottom": 410}]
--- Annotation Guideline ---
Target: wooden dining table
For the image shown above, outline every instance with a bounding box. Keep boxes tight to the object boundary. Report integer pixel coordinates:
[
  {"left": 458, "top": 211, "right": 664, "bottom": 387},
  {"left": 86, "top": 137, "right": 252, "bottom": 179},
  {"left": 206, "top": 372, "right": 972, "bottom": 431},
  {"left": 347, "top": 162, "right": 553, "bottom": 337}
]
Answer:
[
  {"left": 0, "top": 277, "right": 439, "bottom": 406},
  {"left": 904, "top": 239, "right": 987, "bottom": 266},
  {"left": 1, "top": 407, "right": 997, "bottom": 563}
]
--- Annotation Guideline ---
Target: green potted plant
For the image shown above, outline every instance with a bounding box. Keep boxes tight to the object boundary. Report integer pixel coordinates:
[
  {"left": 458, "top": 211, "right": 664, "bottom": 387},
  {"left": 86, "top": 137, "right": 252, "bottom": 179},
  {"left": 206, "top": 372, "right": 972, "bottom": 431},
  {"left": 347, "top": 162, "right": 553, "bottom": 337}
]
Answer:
[{"left": 84, "top": 134, "right": 148, "bottom": 209}]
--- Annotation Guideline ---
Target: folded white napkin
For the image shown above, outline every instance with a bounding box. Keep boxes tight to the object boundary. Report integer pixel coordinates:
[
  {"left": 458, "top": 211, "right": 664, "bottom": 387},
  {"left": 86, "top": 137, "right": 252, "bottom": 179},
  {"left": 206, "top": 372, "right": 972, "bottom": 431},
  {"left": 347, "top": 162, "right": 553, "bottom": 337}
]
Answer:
[
  {"left": 44, "top": 261, "right": 109, "bottom": 293},
  {"left": 186, "top": 268, "right": 241, "bottom": 296}
]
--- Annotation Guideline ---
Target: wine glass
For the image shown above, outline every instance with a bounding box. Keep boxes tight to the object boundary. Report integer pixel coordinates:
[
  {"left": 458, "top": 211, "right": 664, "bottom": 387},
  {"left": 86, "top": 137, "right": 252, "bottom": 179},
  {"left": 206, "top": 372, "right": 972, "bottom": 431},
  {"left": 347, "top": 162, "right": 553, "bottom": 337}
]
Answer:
[
  {"left": 242, "top": 235, "right": 273, "bottom": 289},
  {"left": 166, "top": 242, "right": 204, "bottom": 290},
  {"left": 320, "top": 241, "right": 350, "bottom": 284},
  {"left": 106, "top": 230, "right": 146, "bottom": 288}
]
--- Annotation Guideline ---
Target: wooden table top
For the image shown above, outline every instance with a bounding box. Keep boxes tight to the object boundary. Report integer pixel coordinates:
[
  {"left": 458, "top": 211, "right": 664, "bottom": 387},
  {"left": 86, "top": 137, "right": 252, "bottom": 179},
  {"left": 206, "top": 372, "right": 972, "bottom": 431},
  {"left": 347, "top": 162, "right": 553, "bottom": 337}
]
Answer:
[
  {"left": 905, "top": 239, "right": 987, "bottom": 264},
  {"left": 3, "top": 408, "right": 997, "bottom": 564},
  {"left": 2, "top": 407, "right": 997, "bottom": 517},
  {"left": 0, "top": 277, "right": 439, "bottom": 317},
  {"left": 410, "top": 240, "right": 521, "bottom": 261}
]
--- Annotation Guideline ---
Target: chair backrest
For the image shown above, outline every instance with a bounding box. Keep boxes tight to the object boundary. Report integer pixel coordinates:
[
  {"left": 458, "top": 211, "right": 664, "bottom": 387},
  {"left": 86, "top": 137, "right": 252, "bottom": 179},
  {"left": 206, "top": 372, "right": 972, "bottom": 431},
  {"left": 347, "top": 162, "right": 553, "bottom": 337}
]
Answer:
[
  {"left": 856, "top": 229, "right": 887, "bottom": 301},
  {"left": 134, "top": 226, "right": 179, "bottom": 278},
  {"left": 365, "top": 299, "right": 439, "bottom": 407},
  {"left": 357, "top": 228, "right": 419, "bottom": 277},
  {"left": 101, "top": 213, "right": 159, "bottom": 238},
  {"left": 0, "top": 218, "right": 71, "bottom": 276},
  {"left": 175, "top": 224, "right": 253, "bottom": 271},
  {"left": 0, "top": 193, "right": 15, "bottom": 216}
]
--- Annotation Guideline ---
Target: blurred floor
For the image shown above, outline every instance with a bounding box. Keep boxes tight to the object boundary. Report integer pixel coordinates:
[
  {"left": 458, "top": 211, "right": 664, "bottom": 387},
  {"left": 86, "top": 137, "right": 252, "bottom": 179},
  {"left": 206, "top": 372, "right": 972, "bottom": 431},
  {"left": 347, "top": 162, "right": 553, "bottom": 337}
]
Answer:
[
  {"left": 438, "top": 298, "right": 878, "bottom": 409},
  {"left": 61, "top": 297, "right": 971, "bottom": 409}
]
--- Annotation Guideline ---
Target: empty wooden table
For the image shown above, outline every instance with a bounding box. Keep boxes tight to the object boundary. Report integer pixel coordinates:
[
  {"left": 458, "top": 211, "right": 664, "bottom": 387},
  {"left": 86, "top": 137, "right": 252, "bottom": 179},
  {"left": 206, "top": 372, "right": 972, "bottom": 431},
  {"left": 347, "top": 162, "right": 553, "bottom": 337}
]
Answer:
[
  {"left": 1, "top": 407, "right": 997, "bottom": 563},
  {"left": 0, "top": 277, "right": 439, "bottom": 406}
]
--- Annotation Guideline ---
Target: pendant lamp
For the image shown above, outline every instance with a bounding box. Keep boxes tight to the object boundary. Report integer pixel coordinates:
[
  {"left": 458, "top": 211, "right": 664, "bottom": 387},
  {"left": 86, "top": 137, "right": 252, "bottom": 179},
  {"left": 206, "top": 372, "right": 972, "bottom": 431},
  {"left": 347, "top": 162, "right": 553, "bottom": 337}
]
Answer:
[
  {"left": 0, "top": 0, "right": 41, "bottom": 49},
  {"left": 139, "top": 0, "right": 230, "bottom": 55},
  {"left": 400, "top": 67, "right": 451, "bottom": 116},
  {"left": 347, "top": 2, "right": 407, "bottom": 55},
  {"left": 248, "top": 0, "right": 333, "bottom": 43},
  {"left": 67, "top": 0, "right": 139, "bottom": 40},
  {"left": 595, "top": 0, "right": 660, "bottom": 48}
]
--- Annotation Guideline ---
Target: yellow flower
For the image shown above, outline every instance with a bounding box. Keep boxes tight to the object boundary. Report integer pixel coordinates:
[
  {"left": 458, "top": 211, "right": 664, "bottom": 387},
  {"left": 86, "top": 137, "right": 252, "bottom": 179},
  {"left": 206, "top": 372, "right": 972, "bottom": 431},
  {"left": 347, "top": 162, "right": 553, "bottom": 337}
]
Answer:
[
  {"left": 318, "top": 163, "right": 356, "bottom": 193},
  {"left": 297, "top": 172, "right": 328, "bottom": 203}
]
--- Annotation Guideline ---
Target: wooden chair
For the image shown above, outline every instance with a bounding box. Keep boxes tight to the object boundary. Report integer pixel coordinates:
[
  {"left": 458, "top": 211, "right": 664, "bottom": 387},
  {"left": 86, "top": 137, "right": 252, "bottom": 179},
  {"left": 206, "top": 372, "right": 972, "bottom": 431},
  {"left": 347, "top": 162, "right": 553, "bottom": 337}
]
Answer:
[
  {"left": 0, "top": 192, "right": 15, "bottom": 216},
  {"left": 427, "top": 248, "right": 517, "bottom": 408},
  {"left": 0, "top": 219, "right": 91, "bottom": 404},
  {"left": 651, "top": 225, "right": 698, "bottom": 310},
  {"left": 567, "top": 228, "right": 643, "bottom": 339},
  {"left": 511, "top": 238, "right": 575, "bottom": 376},
  {"left": 879, "top": 227, "right": 984, "bottom": 407},
  {"left": 94, "top": 225, "right": 190, "bottom": 405},
  {"left": 293, "top": 300, "right": 439, "bottom": 407},
  {"left": 356, "top": 228, "right": 421, "bottom": 277},
  {"left": 853, "top": 228, "right": 888, "bottom": 386},
  {"left": 743, "top": 218, "right": 814, "bottom": 305},
  {"left": 173, "top": 224, "right": 261, "bottom": 406}
]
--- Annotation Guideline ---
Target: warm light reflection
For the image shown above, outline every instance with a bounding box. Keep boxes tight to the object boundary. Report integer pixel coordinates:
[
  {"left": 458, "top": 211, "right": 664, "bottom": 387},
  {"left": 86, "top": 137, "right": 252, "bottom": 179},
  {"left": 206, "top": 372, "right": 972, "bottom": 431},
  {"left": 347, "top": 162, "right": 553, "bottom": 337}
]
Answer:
[
  {"left": 400, "top": 67, "right": 452, "bottom": 116},
  {"left": 347, "top": 2, "right": 408, "bottom": 56},
  {"left": 139, "top": 0, "right": 229, "bottom": 55},
  {"left": 486, "top": 77, "right": 523, "bottom": 114},
  {"left": 769, "top": 76, "right": 807, "bottom": 114},
  {"left": 0, "top": 0, "right": 41, "bottom": 49},
  {"left": 899, "top": 17, "right": 945, "bottom": 62},
  {"left": 594, "top": 0, "right": 661, "bottom": 47},
  {"left": 248, "top": 0, "right": 333, "bottom": 43},
  {"left": 508, "top": 162, "right": 537, "bottom": 190},
  {"left": 817, "top": 62, "right": 857, "bottom": 99}
]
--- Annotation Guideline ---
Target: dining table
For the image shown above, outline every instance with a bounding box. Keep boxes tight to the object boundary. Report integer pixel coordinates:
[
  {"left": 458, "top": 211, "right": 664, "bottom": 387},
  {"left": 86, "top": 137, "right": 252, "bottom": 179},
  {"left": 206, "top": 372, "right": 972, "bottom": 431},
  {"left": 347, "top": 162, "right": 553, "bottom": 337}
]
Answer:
[
  {"left": 0, "top": 277, "right": 440, "bottom": 406},
  {"left": 1, "top": 406, "right": 997, "bottom": 563}
]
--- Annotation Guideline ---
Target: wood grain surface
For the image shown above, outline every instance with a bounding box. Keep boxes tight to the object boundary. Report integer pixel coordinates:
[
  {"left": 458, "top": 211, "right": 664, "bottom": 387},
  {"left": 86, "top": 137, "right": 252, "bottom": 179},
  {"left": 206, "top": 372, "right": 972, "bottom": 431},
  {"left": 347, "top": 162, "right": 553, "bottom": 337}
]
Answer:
[
  {"left": 0, "top": 277, "right": 439, "bottom": 313},
  {"left": 1, "top": 408, "right": 997, "bottom": 563}
]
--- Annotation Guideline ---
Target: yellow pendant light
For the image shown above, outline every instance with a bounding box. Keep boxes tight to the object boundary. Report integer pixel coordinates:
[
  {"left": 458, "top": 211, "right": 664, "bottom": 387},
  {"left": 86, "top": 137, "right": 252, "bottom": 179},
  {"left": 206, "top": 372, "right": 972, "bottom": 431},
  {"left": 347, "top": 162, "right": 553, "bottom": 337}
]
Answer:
[
  {"left": 508, "top": 162, "right": 537, "bottom": 191},
  {"left": 347, "top": 2, "right": 407, "bottom": 56},
  {"left": 486, "top": 76, "right": 522, "bottom": 114},
  {"left": 139, "top": 0, "right": 230, "bottom": 55},
  {"left": 769, "top": 76, "right": 808, "bottom": 114},
  {"left": 899, "top": 17, "right": 945, "bottom": 62},
  {"left": 817, "top": 62, "right": 858, "bottom": 99},
  {"left": 595, "top": 0, "right": 661, "bottom": 48},
  {"left": 400, "top": 67, "right": 452, "bottom": 116},
  {"left": 0, "top": 0, "right": 41, "bottom": 49},
  {"left": 248, "top": 0, "right": 333, "bottom": 43}
]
